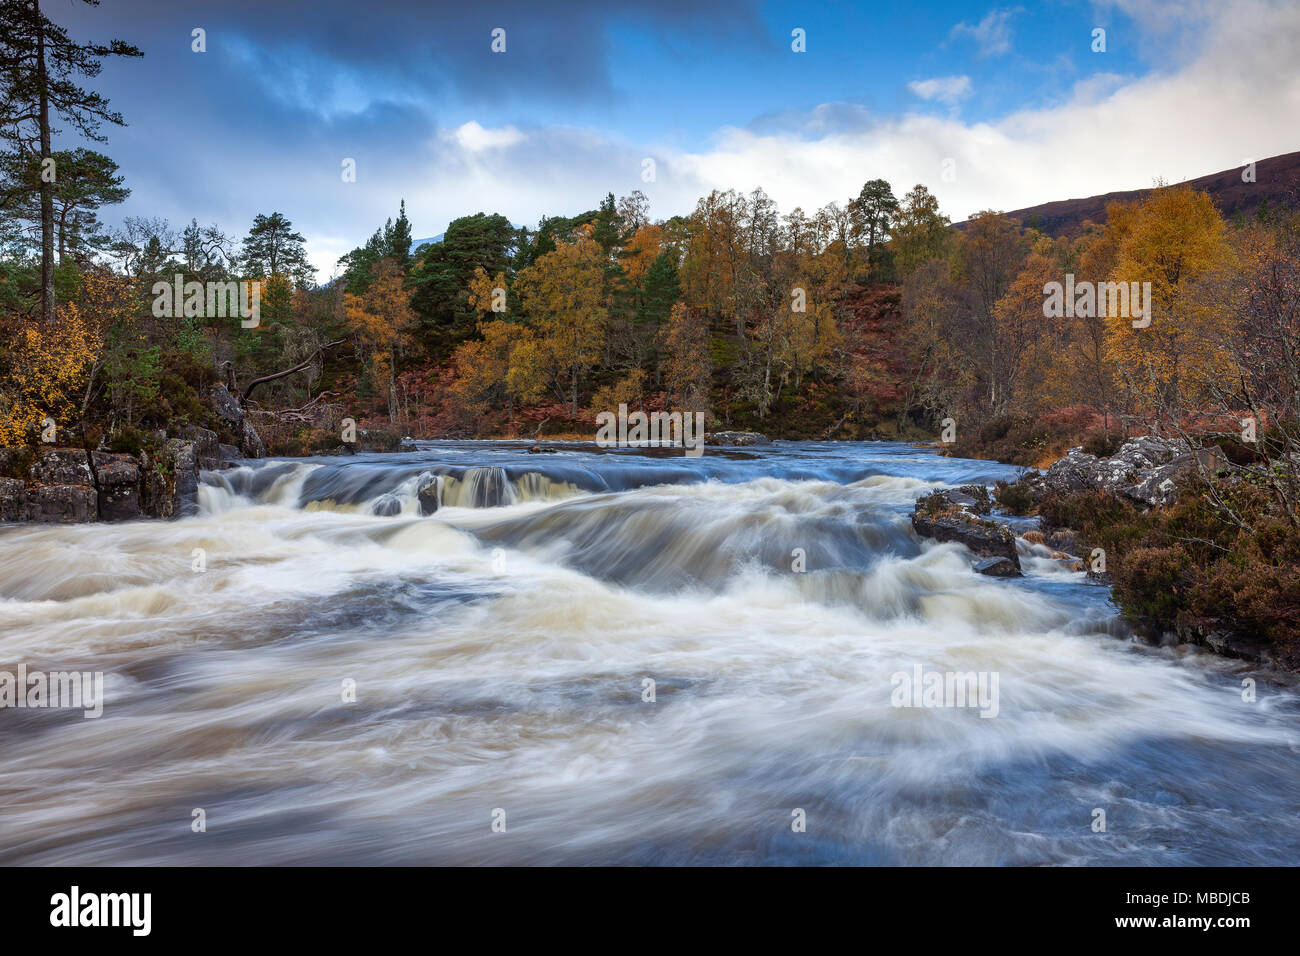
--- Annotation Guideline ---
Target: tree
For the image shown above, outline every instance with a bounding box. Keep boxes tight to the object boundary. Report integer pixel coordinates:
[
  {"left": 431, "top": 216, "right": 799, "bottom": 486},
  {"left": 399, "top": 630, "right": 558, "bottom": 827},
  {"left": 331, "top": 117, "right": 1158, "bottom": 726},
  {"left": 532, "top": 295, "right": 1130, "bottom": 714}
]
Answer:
[
  {"left": 512, "top": 228, "right": 607, "bottom": 418},
  {"left": 240, "top": 212, "right": 314, "bottom": 286},
  {"left": 409, "top": 211, "right": 517, "bottom": 351},
  {"left": 850, "top": 179, "right": 899, "bottom": 281},
  {"left": 342, "top": 258, "right": 414, "bottom": 425},
  {"left": 337, "top": 200, "right": 412, "bottom": 294},
  {"left": 1104, "top": 187, "right": 1234, "bottom": 420},
  {"left": 889, "top": 184, "right": 950, "bottom": 279},
  {"left": 0, "top": 0, "right": 142, "bottom": 322},
  {"left": 660, "top": 303, "right": 711, "bottom": 413}
]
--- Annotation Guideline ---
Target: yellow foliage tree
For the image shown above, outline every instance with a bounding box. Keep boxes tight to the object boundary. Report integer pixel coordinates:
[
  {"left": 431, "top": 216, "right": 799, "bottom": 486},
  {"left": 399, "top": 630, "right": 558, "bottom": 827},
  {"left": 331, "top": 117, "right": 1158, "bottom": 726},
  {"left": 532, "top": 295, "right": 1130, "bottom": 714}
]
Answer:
[
  {"left": 342, "top": 258, "right": 414, "bottom": 425},
  {"left": 1104, "top": 187, "right": 1235, "bottom": 420},
  {"left": 512, "top": 229, "right": 607, "bottom": 418}
]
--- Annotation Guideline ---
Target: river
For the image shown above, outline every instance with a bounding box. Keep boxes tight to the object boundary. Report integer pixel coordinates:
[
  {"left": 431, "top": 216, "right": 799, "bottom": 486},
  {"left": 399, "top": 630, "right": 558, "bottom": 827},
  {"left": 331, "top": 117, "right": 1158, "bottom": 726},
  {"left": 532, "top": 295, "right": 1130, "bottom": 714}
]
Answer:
[{"left": 1, "top": 440, "right": 1297, "bottom": 864}]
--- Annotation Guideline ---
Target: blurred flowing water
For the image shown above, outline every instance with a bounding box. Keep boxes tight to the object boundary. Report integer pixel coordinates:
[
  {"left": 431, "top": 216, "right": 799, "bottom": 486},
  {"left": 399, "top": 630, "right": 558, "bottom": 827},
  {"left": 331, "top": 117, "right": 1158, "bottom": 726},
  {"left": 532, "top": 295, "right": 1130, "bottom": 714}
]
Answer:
[{"left": 1, "top": 440, "right": 1298, "bottom": 865}]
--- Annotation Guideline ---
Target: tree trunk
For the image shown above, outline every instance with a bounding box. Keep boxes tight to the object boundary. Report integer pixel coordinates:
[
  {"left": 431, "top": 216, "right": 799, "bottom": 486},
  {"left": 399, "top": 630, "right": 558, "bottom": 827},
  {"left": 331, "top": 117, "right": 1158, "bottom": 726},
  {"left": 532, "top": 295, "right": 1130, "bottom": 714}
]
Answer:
[{"left": 37, "top": 1, "right": 54, "bottom": 324}]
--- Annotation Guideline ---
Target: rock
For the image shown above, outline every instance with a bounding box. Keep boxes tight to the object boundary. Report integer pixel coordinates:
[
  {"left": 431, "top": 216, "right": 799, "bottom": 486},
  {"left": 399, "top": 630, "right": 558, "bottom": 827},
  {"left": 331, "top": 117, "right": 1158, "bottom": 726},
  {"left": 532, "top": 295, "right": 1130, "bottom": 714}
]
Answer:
[
  {"left": 417, "top": 475, "right": 440, "bottom": 516},
  {"left": 528, "top": 444, "right": 557, "bottom": 454},
  {"left": 1125, "top": 446, "right": 1226, "bottom": 506},
  {"left": 218, "top": 443, "right": 242, "bottom": 463},
  {"left": 91, "top": 452, "right": 142, "bottom": 521},
  {"left": 974, "top": 556, "right": 1021, "bottom": 577},
  {"left": 371, "top": 496, "right": 403, "bottom": 516},
  {"left": 159, "top": 439, "right": 200, "bottom": 518},
  {"left": 178, "top": 426, "right": 227, "bottom": 470},
  {"left": 32, "top": 447, "right": 93, "bottom": 486},
  {"left": 1038, "top": 435, "right": 1191, "bottom": 497},
  {"left": 0, "top": 477, "right": 26, "bottom": 521},
  {"left": 705, "top": 431, "right": 768, "bottom": 446},
  {"left": 26, "top": 484, "right": 97, "bottom": 523},
  {"left": 911, "top": 489, "right": 1022, "bottom": 570},
  {"left": 355, "top": 429, "right": 403, "bottom": 453},
  {"left": 209, "top": 384, "right": 266, "bottom": 459}
]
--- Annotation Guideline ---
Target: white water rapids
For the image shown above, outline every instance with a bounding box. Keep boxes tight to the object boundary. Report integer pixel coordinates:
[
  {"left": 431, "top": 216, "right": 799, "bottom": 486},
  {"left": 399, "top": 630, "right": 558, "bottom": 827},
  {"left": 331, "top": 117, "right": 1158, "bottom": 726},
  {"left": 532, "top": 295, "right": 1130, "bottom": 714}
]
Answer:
[{"left": 1, "top": 440, "right": 1297, "bottom": 864}]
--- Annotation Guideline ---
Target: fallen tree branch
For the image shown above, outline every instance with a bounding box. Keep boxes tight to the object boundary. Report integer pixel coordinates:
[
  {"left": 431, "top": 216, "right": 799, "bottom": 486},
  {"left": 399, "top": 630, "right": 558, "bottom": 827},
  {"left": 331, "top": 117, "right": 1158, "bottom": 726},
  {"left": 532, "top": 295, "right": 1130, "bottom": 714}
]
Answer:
[{"left": 239, "top": 340, "right": 345, "bottom": 406}]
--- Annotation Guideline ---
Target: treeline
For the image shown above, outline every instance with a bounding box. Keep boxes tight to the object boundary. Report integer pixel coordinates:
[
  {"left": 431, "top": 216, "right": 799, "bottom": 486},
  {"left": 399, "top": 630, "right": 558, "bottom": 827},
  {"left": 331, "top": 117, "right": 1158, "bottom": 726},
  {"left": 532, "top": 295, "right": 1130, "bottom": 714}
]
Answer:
[{"left": 2, "top": 0, "right": 1299, "bottom": 467}]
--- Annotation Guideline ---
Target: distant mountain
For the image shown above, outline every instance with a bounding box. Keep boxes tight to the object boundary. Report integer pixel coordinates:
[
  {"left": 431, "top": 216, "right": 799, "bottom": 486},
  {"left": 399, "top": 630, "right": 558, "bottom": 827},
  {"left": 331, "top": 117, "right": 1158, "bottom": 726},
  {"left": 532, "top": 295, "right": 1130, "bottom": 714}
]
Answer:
[
  {"left": 958, "top": 150, "right": 1300, "bottom": 236},
  {"left": 412, "top": 234, "right": 443, "bottom": 250}
]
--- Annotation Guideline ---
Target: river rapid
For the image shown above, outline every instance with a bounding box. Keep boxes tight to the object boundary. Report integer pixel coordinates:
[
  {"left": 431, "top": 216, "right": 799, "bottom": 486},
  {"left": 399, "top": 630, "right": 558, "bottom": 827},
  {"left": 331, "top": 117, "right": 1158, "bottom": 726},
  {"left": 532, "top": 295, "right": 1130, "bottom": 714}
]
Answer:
[{"left": 1, "top": 440, "right": 1297, "bottom": 865}]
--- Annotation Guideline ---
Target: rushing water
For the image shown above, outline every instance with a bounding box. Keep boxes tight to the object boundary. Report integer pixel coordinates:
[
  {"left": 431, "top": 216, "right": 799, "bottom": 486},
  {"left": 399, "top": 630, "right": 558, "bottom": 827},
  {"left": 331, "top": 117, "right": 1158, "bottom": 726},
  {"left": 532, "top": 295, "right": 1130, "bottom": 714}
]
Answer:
[{"left": 2, "top": 440, "right": 1298, "bottom": 865}]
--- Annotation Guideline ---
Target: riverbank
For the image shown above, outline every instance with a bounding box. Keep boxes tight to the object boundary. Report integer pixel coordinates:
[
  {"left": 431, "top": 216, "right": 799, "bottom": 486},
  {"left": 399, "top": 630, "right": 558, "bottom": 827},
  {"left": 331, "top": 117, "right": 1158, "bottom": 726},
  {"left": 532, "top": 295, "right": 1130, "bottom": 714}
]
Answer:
[{"left": 921, "top": 433, "right": 1300, "bottom": 673}]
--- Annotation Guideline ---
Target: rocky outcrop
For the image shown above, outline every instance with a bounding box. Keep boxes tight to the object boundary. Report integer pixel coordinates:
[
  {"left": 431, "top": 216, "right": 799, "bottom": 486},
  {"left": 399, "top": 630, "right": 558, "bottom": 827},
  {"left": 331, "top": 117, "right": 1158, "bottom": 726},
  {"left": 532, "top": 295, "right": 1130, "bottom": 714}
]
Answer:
[
  {"left": 911, "top": 489, "right": 1022, "bottom": 575},
  {"left": 92, "top": 452, "right": 142, "bottom": 521},
  {"left": 1025, "top": 436, "right": 1226, "bottom": 506},
  {"left": 0, "top": 439, "right": 211, "bottom": 524},
  {"left": 210, "top": 384, "right": 266, "bottom": 459}
]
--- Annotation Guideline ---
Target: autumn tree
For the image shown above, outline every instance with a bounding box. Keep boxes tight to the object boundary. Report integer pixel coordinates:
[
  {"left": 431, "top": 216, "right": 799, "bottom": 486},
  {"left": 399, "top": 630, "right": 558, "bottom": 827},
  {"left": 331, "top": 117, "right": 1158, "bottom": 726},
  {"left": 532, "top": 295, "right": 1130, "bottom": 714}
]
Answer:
[
  {"left": 1104, "top": 187, "right": 1234, "bottom": 421},
  {"left": 342, "top": 258, "right": 414, "bottom": 425},
  {"left": 512, "top": 228, "right": 607, "bottom": 418}
]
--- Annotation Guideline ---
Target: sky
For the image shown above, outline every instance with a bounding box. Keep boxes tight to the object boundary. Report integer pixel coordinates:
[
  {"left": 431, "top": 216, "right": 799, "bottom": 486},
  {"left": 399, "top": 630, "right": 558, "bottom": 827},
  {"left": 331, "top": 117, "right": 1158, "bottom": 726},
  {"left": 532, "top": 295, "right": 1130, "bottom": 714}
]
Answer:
[{"left": 51, "top": 0, "right": 1300, "bottom": 278}]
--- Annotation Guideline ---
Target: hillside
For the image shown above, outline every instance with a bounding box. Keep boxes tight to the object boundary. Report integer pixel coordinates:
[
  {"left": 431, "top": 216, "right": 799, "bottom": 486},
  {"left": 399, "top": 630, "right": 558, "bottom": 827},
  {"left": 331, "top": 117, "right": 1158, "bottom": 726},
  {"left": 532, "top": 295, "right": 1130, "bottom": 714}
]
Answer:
[{"left": 960, "top": 149, "right": 1300, "bottom": 236}]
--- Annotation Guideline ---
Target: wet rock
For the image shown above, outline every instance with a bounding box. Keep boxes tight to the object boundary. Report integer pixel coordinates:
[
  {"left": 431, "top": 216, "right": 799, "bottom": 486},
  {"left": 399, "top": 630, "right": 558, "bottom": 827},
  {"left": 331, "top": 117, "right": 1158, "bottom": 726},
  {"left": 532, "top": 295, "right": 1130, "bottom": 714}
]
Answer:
[
  {"left": 705, "top": 431, "right": 768, "bottom": 446},
  {"left": 218, "top": 443, "right": 242, "bottom": 463},
  {"left": 26, "top": 484, "right": 97, "bottom": 523},
  {"left": 528, "top": 444, "right": 557, "bottom": 454},
  {"left": 911, "top": 489, "right": 1022, "bottom": 570},
  {"left": 371, "top": 495, "right": 403, "bottom": 517},
  {"left": 92, "top": 452, "right": 142, "bottom": 521},
  {"left": 973, "top": 556, "right": 1021, "bottom": 577},
  {"left": 417, "top": 475, "right": 440, "bottom": 516},
  {"left": 160, "top": 439, "right": 200, "bottom": 518}
]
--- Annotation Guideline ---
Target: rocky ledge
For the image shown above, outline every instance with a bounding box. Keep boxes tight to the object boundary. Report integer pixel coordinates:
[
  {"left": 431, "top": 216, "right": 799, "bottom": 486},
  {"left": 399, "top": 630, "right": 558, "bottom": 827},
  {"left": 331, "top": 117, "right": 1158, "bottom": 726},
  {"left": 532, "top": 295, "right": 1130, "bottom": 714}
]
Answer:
[
  {"left": 0, "top": 425, "right": 246, "bottom": 524},
  {"left": 910, "top": 487, "right": 1022, "bottom": 576},
  {"left": 1, "top": 386, "right": 267, "bottom": 524},
  {"left": 1022, "top": 435, "right": 1227, "bottom": 507}
]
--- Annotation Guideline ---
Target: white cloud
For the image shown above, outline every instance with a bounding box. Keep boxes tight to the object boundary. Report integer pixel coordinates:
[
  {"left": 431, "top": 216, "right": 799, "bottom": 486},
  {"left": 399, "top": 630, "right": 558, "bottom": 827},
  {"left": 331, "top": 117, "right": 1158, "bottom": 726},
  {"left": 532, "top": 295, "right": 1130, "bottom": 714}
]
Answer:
[
  {"left": 295, "top": 0, "right": 1299, "bottom": 268},
  {"left": 445, "top": 121, "right": 526, "bottom": 152},
  {"left": 908, "top": 75, "right": 973, "bottom": 105},
  {"left": 950, "top": 8, "right": 1018, "bottom": 57}
]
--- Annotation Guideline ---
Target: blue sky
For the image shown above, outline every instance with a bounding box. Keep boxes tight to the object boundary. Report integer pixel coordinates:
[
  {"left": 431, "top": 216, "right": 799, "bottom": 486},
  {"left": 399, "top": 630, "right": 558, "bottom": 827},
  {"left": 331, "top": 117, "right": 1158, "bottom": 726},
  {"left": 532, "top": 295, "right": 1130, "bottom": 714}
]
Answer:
[{"left": 53, "top": 0, "right": 1300, "bottom": 275}]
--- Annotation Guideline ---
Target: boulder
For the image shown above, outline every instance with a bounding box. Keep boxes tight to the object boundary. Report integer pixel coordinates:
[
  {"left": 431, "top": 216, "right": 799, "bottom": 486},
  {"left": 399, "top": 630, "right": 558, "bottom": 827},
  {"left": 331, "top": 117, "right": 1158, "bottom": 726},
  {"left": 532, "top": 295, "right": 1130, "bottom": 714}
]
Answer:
[
  {"left": 91, "top": 452, "right": 142, "bottom": 521},
  {"left": 911, "top": 489, "right": 1022, "bottom": 571},
  {"left": 26, "top": 484, "right": 97, "bottom": 523},
  {"left": 973, "top": 556, "right": 1021, "bottom": 577},
  {"left": 417, "top": 475, "right": 440, "bottom": 516},
  {"left": 31, "top": 447, "right": 93, "bottom": 486},
  {"left": 163, "top": 439, "right": 201, "bottom": 517},
  {"left": 1126, "top": 446, "right": 1226, "bottom": 506},
  {"left": 209, "top": 384, "right": 266, "bottom": 459},
  {"left": 0, "top": 477, "right": 26, "bottom": 522}
]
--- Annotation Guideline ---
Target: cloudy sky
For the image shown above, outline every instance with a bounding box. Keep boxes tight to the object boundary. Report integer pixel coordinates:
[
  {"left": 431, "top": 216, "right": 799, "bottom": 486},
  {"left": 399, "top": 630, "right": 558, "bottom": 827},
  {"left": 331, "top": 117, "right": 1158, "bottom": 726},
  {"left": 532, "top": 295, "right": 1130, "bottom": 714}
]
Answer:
[{"left": 54, "top": 0, "right": 1300, "bottom": 277}]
